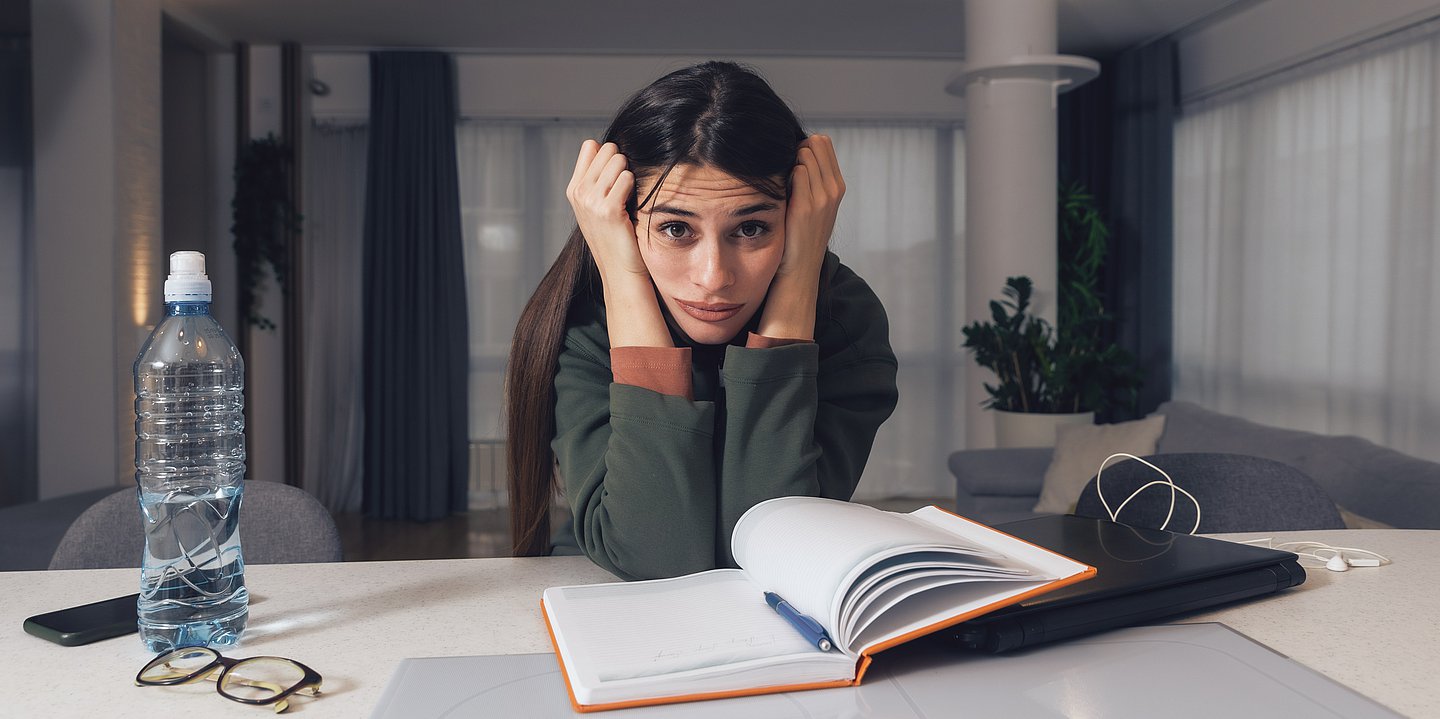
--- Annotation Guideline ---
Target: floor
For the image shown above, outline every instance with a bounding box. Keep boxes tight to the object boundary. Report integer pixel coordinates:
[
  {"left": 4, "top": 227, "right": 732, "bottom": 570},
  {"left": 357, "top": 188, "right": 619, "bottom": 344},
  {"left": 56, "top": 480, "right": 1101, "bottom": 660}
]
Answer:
[{"left": 334, "top": 496, "right": 953, "bottom": 562}]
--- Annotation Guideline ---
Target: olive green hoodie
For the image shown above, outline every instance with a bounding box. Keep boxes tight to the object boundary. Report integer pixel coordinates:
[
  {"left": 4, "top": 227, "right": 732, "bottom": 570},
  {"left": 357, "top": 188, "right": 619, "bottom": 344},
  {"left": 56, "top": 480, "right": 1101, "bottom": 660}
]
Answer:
[{"left": 549, "top": 252, "right": 898, "bottom": 580}]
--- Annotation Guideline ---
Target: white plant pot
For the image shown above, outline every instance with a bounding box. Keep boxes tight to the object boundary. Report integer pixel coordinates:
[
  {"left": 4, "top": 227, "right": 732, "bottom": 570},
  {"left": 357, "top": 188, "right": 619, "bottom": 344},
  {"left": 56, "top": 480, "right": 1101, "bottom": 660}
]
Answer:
[{"left": 992, "top": 409, "right": 1095, "bottom": 448}]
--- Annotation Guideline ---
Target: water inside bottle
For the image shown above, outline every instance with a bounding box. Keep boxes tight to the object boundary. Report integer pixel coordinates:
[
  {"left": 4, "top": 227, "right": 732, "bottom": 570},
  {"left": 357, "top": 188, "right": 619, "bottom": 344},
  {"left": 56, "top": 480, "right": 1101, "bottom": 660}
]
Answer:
[{"left": 137, "top": 483, "right": 249, "bottom": 653}]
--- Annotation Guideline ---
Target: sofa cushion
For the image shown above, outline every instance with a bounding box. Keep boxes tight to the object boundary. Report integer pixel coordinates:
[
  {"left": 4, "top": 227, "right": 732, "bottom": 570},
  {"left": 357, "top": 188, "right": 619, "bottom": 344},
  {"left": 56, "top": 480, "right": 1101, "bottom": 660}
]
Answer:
[
  {"left": 949, "top": 448, "right": 1052, "bottom": 496},
  {"left": 1033, "top": 415, "right": 1167, "bottom": 514},
  {"left": 1304, "top": 435, "right": 1435, "bottom": 529},
  {"left": 1156, "top": 401, "right": 1321, "bottom": 457},
  {"left": 1156, "top": 400, "right": 1440, "bottom": 528}
]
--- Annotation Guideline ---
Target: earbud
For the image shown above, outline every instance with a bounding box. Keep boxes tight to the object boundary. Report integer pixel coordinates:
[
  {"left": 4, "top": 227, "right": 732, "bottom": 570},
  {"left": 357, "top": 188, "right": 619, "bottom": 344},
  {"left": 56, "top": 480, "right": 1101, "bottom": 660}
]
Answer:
[{"left": 1325, "top": 554, "right": 1350, "bottom": 572}]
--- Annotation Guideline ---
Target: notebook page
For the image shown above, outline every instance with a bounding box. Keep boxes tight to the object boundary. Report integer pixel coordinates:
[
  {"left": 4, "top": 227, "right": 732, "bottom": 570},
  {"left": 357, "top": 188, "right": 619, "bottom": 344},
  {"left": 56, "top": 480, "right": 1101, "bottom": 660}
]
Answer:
[
  {"left": 731, "top": 497, "right": 1014, "bottom": 639},
  {"left": 543, "top": 569, "right": 851, "bottom": 702}
]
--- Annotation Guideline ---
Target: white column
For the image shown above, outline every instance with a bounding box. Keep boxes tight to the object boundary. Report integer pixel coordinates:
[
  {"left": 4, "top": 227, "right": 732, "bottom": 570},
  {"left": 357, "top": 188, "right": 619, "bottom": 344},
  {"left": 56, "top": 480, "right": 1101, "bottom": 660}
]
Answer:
[
  {"left": 958, "top": 0, "right": 1096, "bottom": 448},
  {"left": 32, "top": 0, "right": 162, "bottom": 499}
]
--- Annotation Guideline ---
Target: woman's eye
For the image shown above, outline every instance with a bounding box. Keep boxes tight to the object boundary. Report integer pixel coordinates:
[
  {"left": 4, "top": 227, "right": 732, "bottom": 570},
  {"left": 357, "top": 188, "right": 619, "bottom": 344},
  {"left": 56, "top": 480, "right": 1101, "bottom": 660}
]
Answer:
[
  {"left": 659, "top": 223, "right": 690, "bottom": 240},
  {"left": 737, "top": 222, "right": 769, "bottom": 239}
]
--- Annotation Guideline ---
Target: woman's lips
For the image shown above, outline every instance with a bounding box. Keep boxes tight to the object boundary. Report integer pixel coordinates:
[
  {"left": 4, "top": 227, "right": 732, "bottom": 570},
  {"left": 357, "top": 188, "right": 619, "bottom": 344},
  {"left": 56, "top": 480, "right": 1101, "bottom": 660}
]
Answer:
[{"left": 676, "top": 300, "right": 743, "bottom": 322}]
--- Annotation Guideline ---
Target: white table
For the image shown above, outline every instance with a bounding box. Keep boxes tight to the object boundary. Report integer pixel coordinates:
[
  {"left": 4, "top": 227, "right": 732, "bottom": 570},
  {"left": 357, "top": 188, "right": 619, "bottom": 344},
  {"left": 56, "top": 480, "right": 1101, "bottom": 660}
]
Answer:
[{"left": 2, "top": 530, "right": 1435, "bottom": 718}]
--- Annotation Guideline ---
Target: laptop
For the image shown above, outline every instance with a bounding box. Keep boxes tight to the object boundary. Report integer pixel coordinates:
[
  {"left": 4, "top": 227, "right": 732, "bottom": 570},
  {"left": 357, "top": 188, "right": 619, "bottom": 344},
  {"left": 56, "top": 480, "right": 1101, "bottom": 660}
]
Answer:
[{"left": 945, "top": 514, "right": 1305, "bottom": 653}]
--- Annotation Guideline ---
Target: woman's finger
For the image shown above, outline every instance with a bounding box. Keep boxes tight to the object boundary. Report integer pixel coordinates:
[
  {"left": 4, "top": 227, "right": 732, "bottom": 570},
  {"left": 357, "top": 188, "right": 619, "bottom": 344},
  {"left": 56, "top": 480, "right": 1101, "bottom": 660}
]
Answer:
[
  {"left": 813, "top": 135, "right": 844, "bottom": 197},
  {"left": 569, "top": 140, "right": 600, "bottom": 193},
  {"left": 802, "top": 135, "right": 834, "bottom": 191},
  {"left": 790, "top": 162, "right": 812, "bottom": 210},
  {"left": 799, "top": 146, "right": 827, "bottom": 205},
  {"left": 605, "top": 169, "right": 634, "bottom": 205},
  {"left": 582, "top": 142, "right": 619, "bottom": 188},
  {"left": 593, "top": 152, "right": 629, "bottom": 203}
]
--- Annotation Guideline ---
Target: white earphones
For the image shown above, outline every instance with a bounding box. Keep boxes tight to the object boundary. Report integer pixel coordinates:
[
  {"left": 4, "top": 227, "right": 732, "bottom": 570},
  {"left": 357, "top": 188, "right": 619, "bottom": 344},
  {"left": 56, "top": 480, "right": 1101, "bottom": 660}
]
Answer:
[
  {"left": 1095, "top": 453, "right": 1202, "bottom": 535},
  {"left": 1239, "top": 538, "right": 1391, "bottom": 572},
  {"left": 1095, "top": 454, "right": 1393, "bottom": 574}
]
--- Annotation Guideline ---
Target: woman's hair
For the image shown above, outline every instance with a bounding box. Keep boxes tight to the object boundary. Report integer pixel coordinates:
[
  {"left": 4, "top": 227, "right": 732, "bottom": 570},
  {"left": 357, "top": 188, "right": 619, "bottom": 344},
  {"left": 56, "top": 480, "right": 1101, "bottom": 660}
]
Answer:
[{"left": 506, "top": 61, "right": 808, "bottom": 556}]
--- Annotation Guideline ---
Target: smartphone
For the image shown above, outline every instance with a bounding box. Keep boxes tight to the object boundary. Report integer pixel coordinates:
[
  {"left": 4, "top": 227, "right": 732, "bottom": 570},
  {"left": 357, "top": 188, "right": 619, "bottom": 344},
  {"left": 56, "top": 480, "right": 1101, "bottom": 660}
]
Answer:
[{"left": 23, "top": 593, "right": 140, "bottom": 646}]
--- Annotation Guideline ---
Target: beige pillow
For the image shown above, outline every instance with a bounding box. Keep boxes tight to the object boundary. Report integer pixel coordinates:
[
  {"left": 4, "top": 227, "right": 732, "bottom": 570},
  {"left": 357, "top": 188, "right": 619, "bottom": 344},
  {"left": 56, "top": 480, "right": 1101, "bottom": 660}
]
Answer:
[
  {"left": 1337, "top": 506, "right": 1394, "bottom": 529},
  {"left": 1033, "top": 415, "right": 1168, "bottom": 515}
]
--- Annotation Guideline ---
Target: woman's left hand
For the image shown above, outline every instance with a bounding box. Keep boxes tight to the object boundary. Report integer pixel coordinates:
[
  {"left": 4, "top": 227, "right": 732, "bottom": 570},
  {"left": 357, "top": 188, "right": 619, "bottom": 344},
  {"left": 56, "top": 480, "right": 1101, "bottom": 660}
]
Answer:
[
  {"left": 755, "top": 135, "right": 844, "bottom": 340},
  {"left": 779, "top": 134, "right": 845, "bottom": 280}
]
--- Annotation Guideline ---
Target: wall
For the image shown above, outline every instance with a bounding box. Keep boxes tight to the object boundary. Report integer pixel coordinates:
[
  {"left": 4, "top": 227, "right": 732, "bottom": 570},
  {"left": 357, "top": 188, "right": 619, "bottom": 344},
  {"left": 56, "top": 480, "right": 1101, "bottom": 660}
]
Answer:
[
  {"left": 311, "top": 53, "right": 968, "bottom": 122},
  {"left": 32, "top": 0, "right": 161, "bottom": 500}
]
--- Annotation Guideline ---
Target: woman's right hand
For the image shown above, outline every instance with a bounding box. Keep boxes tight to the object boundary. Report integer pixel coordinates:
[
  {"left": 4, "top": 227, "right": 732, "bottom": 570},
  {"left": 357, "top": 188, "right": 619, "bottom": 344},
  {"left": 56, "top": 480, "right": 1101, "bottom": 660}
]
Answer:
[
  {"left": 567, "top": 140, "right": 672, "bottom": 348},
  {"left": 566, "top": 140, "right": 646, "bottom": 280}
]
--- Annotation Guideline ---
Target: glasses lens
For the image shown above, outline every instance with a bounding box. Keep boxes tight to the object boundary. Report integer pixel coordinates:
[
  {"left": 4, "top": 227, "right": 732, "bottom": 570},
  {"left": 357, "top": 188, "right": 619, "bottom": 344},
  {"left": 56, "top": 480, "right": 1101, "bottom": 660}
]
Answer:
[
  {"left": 139, "top": 647, "right": 218, "bottom": 683},
  {"left": 219, "top": 658, "right": 306, "bottom": 702}
]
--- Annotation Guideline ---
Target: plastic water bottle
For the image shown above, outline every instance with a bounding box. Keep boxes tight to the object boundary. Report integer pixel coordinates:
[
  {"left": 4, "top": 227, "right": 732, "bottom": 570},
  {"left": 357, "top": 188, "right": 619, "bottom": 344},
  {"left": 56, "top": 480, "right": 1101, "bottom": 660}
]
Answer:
[{"left": 134, "top": 251, "right": 248, "bottom": 652}]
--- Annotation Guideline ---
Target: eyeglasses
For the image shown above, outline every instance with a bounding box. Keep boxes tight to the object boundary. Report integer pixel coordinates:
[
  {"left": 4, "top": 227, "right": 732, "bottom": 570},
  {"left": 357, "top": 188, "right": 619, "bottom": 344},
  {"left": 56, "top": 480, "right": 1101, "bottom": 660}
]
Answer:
[{"left": 135, "top": 646, "right": 323, "bottom": 713}]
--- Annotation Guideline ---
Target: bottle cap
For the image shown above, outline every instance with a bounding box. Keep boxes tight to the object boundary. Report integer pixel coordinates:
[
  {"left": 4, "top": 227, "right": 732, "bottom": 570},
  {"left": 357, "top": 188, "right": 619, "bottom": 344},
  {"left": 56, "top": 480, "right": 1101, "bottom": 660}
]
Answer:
[{"left": 164, "top": 251, "right": 212, "bottom": 302}]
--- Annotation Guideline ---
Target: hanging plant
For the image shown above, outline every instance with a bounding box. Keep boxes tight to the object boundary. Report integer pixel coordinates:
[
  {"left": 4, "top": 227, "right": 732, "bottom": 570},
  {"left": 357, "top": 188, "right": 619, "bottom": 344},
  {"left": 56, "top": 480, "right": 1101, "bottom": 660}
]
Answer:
[{"left": 231, "top": 134, "right": 301, "bottom": 329}]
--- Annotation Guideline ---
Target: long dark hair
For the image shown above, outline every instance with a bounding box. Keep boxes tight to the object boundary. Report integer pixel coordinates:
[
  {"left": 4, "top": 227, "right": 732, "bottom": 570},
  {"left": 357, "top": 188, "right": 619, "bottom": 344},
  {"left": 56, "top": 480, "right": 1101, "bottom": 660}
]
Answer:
[{"left": 506, "top": 61, "right": 807, "bottom": 556}]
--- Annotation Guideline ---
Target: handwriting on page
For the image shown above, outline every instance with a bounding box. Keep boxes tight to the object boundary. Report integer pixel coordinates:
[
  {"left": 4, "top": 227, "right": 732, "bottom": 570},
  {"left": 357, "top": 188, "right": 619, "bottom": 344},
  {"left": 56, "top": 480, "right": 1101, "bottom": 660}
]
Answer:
[
  {"left": 651, "top": 633, "right": 783, "bottom": 663},
  {"left": 556, "top": 572, "right": 820, "bottom": 683}
]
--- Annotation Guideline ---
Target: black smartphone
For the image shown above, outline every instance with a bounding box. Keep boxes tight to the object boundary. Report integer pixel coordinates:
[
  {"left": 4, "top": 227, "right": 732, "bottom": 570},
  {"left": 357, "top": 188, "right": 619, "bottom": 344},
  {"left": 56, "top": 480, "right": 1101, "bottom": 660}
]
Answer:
[{"left": 23, "top": 593, "right": 140, "bottom": 646}]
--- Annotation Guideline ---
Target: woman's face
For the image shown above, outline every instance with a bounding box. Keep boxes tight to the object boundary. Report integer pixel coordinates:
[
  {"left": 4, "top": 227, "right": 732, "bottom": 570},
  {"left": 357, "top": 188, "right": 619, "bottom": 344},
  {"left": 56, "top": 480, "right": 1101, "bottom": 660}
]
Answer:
[{"left": 633, "top": 163, "right": 786, "bottom": 345}]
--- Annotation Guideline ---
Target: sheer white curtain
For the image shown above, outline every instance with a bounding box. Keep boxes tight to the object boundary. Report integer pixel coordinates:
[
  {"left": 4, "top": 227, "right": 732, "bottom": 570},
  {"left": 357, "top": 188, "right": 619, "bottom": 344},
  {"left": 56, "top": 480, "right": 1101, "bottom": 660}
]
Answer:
[
  {"left": 456, "top": 121, "right": 604, "bottom": 444},
  {"left": 814, "top": 124, "right": 965, "bottom": 499},
  {"left": 302, "top": 121, "right": 369, "bottom": 512},
  {"left": 456, "top": 120, "right": 964, "bottom": 498},
  {"left": 1173, "top": 24, "right": 1440, "bottom": 462}
]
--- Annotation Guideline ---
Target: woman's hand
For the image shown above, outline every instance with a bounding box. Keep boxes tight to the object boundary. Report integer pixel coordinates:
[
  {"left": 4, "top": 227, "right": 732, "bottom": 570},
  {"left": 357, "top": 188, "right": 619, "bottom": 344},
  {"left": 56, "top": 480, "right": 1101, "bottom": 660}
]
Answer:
[
  {"left": 567, "top": 140, "right": 646, "bottom": 280},
  {"left": 779, "top": 135, "right": 845, "bottom": 280},
  {"left": 756, "top": 135, "right": 844, "bottom": 340},
  {"left": 567, "top": 140, "right": 672, "bottom": 348}
]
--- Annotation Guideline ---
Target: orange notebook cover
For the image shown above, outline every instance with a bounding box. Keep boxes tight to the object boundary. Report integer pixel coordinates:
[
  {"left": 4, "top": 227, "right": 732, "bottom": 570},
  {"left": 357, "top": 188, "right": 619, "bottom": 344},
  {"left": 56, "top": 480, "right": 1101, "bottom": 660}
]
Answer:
[{"left": 540, "top": 498, "right": 1096, "bottom": 713}]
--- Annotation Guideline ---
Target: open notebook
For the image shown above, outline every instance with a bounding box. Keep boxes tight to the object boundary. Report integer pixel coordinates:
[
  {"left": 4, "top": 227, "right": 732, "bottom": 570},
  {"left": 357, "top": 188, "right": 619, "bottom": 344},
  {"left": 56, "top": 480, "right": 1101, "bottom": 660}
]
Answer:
[{"left": 541, "top": 497, "right": 1095, "bottom": 712}]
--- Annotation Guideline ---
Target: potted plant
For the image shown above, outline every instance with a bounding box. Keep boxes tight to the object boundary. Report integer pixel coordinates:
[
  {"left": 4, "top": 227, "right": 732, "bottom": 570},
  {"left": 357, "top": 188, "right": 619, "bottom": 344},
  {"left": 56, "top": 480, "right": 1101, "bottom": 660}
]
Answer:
[{"left": 961, "top": 182, "right": 1142, "bottom": 447}]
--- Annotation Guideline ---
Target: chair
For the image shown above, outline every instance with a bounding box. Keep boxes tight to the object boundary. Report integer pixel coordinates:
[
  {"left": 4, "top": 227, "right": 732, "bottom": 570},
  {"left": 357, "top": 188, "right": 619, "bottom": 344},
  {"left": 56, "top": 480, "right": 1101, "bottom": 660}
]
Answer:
[
  {"left": 48, "top": 480, "right": 342, "bottom": 570},
  {"left": 1073, "top": 453, "right": 1345, "bottom": 533}
]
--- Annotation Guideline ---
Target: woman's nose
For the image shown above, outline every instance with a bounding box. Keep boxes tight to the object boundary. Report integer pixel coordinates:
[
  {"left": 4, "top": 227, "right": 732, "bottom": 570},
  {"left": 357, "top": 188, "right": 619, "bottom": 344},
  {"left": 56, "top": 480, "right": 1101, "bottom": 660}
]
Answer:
[{"left": 693, "top": 242, "right": 735, "bottom": 293}]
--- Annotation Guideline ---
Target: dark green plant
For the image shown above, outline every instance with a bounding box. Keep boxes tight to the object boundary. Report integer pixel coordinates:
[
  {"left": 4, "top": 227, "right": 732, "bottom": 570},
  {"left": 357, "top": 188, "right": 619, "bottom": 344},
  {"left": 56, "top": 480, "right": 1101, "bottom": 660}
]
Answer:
[
  {"left": 961, "top": 277, "right": 1057, "bottom": 413},
  {"left": 961, "top": 182, "right": 1143, "bottom": 415},
  {"left": 231, "top": 134, "right": 301, "bottom": 329},
  {"left": 1058, "top": 180, "right": 1107, "bottom": 331}
]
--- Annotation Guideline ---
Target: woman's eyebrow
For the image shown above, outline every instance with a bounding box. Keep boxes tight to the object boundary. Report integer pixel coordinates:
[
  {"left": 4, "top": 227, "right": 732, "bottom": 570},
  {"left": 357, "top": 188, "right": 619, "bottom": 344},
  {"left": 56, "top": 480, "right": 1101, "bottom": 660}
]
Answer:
[
  {"left": 732, "top": 202, "right": 779, "bottom": 216},
  {"left": 650, "top": 204, "right": 697, "bottom": 217}
]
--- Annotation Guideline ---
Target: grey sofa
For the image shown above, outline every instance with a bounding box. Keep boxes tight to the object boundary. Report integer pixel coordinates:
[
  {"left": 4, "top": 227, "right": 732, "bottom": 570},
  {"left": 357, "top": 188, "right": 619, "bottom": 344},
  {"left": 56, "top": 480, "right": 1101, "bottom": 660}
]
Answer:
[{"left": 951, "top": 400, "right": 1440, "bottom": 529}]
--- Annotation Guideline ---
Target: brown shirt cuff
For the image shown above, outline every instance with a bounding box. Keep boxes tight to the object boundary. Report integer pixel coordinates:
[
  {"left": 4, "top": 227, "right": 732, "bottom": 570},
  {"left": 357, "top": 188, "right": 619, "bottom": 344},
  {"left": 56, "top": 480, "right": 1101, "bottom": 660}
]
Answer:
[
  {"left": 745, "top": 332, "right": 813, "bottom": 349},
  {"left": 611, "top": 346, "right": 693, "bottom": 400}
]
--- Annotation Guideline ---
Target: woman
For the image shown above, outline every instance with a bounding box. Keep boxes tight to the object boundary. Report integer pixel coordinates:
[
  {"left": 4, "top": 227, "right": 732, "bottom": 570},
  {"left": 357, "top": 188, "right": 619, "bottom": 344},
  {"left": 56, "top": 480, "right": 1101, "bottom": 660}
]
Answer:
[{"left": 507, "top": 61, "right": 898, "bottom": 580}]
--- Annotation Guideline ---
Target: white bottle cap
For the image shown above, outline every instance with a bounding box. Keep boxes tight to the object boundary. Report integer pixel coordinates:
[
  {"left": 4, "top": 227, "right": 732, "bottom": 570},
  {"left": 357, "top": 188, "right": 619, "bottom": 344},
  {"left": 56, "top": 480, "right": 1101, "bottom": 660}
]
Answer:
[{"left": 164, "top": 251, "right": 213, "bottom": 302}]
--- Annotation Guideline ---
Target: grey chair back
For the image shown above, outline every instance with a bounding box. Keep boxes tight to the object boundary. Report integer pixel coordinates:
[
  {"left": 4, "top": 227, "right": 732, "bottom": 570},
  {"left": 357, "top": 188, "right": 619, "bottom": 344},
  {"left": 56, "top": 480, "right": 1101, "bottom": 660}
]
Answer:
[
  {"left": 1073, "top": 453, "right": 1345, "bottom": 533},
  {"left": 48, "top": 480, "right": 342, "bottom": 570}
]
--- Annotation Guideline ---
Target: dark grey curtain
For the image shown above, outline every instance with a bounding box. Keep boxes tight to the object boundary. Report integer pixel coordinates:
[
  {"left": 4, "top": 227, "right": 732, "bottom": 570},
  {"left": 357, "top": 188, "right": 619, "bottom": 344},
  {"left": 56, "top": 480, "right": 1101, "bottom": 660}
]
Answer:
[
  {"left": 362, "top": 52, "right": 469, "bottom": 521},
  {"left": 1059, "top": 39, "right": 1177, "bottom": 419},
  {"left": 0, "top": 37, "right": 36, "bottom": 508}
]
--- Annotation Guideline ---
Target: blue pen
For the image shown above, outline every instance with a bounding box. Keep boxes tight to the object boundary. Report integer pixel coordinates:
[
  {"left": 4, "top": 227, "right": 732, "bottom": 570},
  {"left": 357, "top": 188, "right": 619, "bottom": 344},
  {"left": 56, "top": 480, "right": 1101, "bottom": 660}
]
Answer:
[{"left": 764, "top": 591, "right": 835, "bottom": 652}]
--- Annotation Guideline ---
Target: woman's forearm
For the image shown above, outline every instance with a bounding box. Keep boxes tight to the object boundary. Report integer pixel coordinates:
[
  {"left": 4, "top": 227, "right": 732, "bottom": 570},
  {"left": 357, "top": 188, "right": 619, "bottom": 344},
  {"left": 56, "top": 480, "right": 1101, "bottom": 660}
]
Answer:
[
  {"left": 756, "top": 270, "right": 820, "bottom": 341},
  {"left": 602, "top": 272, "right": 673, "bottom": 349}
]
